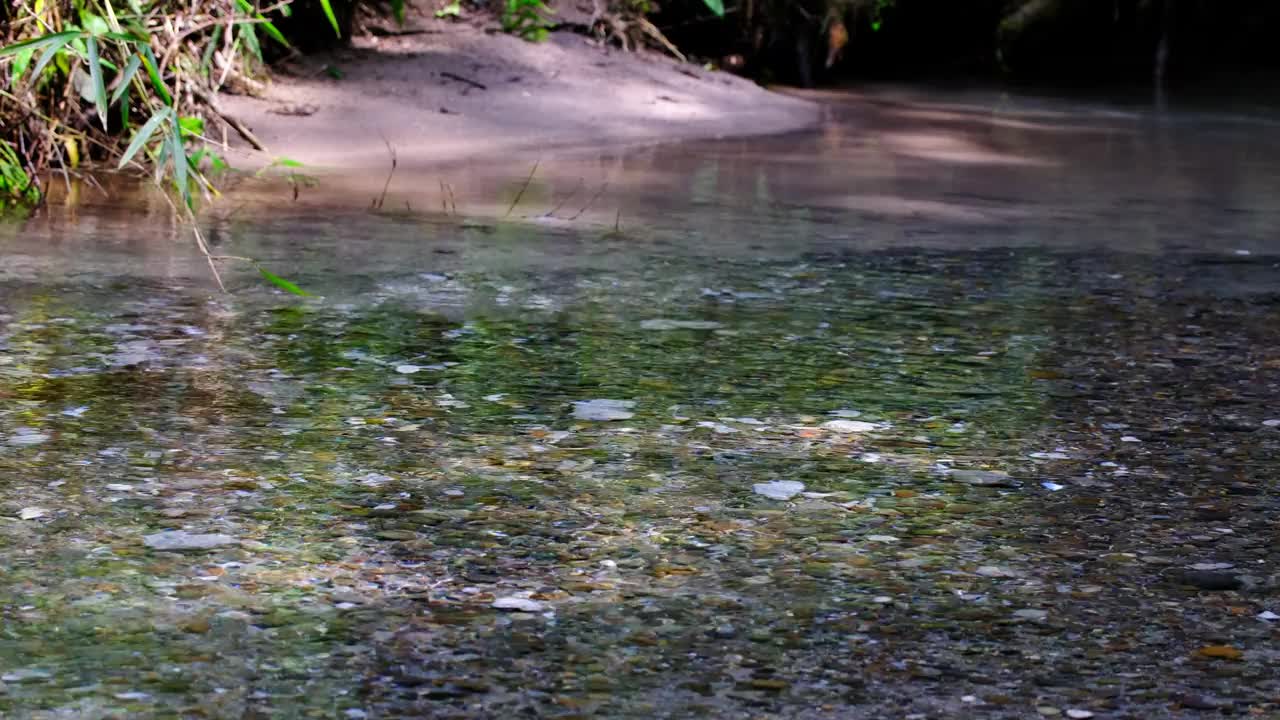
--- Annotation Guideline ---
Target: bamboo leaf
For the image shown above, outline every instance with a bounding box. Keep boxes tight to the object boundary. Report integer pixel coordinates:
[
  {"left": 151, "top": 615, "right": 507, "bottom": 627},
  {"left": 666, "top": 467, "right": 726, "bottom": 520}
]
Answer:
[
  {"left": 257, "top": 266, "right": 312, "bottom": 296},
  {"left": 701, "top": 0, "right": 724, "bottom": 17},
  {"left": 0, "top": 31, "right": 83, "bottom": 58},
  {"left": 109, "top": 53, "right": 141, "bottom": 104},
  {"left": 140, "top": 45, "right": 172, "bottom": 105},
  {"left": 118, "top": 106, "right": 170, "bottom": 168},
  {"left": 233, "top": 0, "right": 290, "bottom": 47},
  {"left": 30, "top": 34, "right": 76, "bottom": 82},
  {"left": 85, "top": 36, "right": 108, "bottom": 130},
  {"left": 169, "top": 114, "right": 190, "bottom": 208},
  {"left": 10, "top": 47, "right": 33, "bottom": 87},
  {"left": 318, "top": 0, "right": 342, "bottom": 37}
]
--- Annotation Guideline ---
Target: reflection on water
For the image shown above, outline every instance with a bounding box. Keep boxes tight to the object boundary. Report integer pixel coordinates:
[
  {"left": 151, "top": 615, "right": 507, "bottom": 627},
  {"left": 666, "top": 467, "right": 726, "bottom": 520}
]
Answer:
[{"left": 1, "top": 88, "right": 1279, "bottom": 719}]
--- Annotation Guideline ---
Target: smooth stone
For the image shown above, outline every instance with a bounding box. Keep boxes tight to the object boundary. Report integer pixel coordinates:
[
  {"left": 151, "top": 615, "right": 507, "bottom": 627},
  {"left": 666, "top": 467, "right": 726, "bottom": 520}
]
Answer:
[
  {"left": 821, "top": 420, "right": 880, "bottom": 433},
  {"left": 572, "top": 399, "right": 636, "bottom": 421},
  {"left": 753, "top": 481, "right": 805, "bottom": 501},
  {"left": 492, "top": 597, "right": 546, "bottom": 613},
  {"left": 639, "top": 319, "right": 723, "bottom": 331},
  {"left": 949, "top": 470, "right": 1017, "bottom": 487},
  {"left": 7, "top": 433, "right": 50, "bottom": 445},
  {"left": 143, "top": 530, "right": 239, "bottom": 551},
  {"left": 1177, "top": 569, "right": 1242, "bottom": 591}
]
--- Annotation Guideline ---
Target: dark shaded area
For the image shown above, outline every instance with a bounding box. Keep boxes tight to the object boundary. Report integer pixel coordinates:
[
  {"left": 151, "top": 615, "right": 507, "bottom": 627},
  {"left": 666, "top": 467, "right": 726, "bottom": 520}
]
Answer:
[{"left": 657, "top": 0, "right": 1280, "bottom": 90}]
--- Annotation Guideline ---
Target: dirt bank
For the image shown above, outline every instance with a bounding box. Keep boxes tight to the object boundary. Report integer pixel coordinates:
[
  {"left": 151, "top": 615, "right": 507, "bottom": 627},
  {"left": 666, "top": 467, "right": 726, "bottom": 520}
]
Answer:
[{"left": 218, "top": 6, "right": 819, "bottom": 173}]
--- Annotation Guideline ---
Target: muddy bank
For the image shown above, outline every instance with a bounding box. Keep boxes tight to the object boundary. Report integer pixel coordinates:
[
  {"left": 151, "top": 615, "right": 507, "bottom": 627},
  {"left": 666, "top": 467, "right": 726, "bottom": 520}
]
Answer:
[{"left": 218, "top": 9, "right": 819, "bottom": 173}]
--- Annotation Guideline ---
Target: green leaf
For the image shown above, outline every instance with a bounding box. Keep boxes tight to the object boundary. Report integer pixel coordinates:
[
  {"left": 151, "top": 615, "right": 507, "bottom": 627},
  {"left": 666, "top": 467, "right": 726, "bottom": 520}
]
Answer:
[
  {"left": 140, "top": 45, "right": 172, "bottom": 105},
  {"left": 257, "top": 266, "right": 312, "bottom": 296},
  {"left": 80, "top": 12, "right": 111, "bottom": 37},
  {"left": 241, "top": 23, "right": 262, "bottom": 63},
  {"left": 169, "top": 114, "right": 190, "bottom": 207},
  {"left": 85, "top": 36, "right": 108, "bottom": 130},
  {"left": 10, "top": 46, "right": 34, "bottom": 87},
  {"left": 30, "top": 33, "right": 76, "bottom": 83},
  {"left": 0, "top": 31, "right": 83, "bottom": 58},
  {"left": 118, "top": 106, "right": 170, "bottom": 168},
  {"left": 233, "top": 0, "right": 290, "bottom": 47},
  {"left": 109, "top": 53, "right": 141, "bottom": 104},
  {"left": 178, "top": 116, "right": 205, "bottom": 137},
  {"left": 391, "top": 0, "right": 406, "bottom": 23},
  {"left": 101, "top": 30, "right": 147, "bottom": 43},
  {"left": 318, "top": 0, "right": 342, "bottom": 37},
  {"left": 701, "top": 0, "right": 724, "bottom": 17},
  {"left": 201, "top": 24, "right": 223, "bottom": 74},
  {"left": 273, "top": 157, "right": 305, "bottom": 167}
]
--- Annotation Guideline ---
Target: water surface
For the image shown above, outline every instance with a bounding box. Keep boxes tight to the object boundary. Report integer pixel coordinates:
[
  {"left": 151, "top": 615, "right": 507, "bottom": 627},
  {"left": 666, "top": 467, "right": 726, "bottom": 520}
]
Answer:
[{"left": 2, "top": 88, "right": 1278, "bottom": 719}]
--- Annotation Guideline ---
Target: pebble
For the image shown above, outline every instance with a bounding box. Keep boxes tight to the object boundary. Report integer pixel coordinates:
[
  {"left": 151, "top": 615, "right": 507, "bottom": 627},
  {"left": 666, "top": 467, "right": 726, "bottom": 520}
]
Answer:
[
  {"left": 639, "top": 319, "right": 723, "bottom": 331},
  {"left": 17, "top": 507, "right": 48, "bottom": 520},
  {"left": 1177, "top": 569, "right": 1242, "bottom": 591},
  {"left": 572, "top": 399, "right": 636, "bottom": 421},
  {"left": 821, "top": 420, "right": 880, "bottom": 433},
  {"left": 2, "top": 669, "right": 52, "bottom": 683},
  {"left": 753, "top": 481, "right": 805, "bottom": 500},
  {"left": 1066, "top": 711, "right": 1094, "bottom": 719},
  {"left": 143, "top": 531, "right": 239, "bottom": 551},
  {"left": 1013, "top": 608, "right": 1048, "bottom": 622},
  {"left": 1179, "top": 694, "right": 1232, "bottom": 710},
  {"left": 491, "top": 597, "right": 546, "bottom": 613},
  {"left": 7, "top": 432, "right": 50, "bottom": 445},
  {"left": 393, "top": 364, "right": 422, "bottom": 374},
  {"left": 949, "top": 469, "right": 1017, "bottom": 487}
]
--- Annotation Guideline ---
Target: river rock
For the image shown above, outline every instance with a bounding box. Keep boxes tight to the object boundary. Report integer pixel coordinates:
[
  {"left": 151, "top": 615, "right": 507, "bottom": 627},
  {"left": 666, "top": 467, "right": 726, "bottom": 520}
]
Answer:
[
  {"left": 143, "top": 530, "right": 239, "bottom": 551},
  {"left": 572, "top": 399, "right": 635, "bottom": 421},
  {"left": 822, "top": 420, "right": 880, "bottom": 433},
  {"left": 640, "top": 319, "right": 723, "bottom": 331},
  {"left": 492, "top": 597, "right": 546, "bottom": 612},
  {"left": 1176, "top": 569, "right": 1242, "bottom": 591},
  {"left": 753, "top": 480, "right": 805, "bottom": 500},
  {"left": 949, "top": 469, "right": 1017, "bottom": 487}
]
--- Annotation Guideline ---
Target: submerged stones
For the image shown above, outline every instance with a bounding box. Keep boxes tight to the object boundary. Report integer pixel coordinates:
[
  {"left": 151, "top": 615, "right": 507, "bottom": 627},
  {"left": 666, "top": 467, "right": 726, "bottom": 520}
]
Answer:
[
  {"left": 753, "top": 480, "right": 805, "bottom": 500},
  {"left": 821, "top": 420, "right": 880, "bottom": 433},
  {"left": 143, "top": 530, "right": 239, "bottom": 552},
  {"left": 948, "top": 469, "right": 1017, "bottom": 487},
  {"left": 491, "top": 597, "right": 547, "bottom": 613},
  {"left": 1176, "top": 569, "right": 1243, "bottom": 591},
  {"left": 639, "top": 319, "right": 723, "bottom": 331},
  {"left": 572, "top": 399, "right": 636, "bottom": 421}
]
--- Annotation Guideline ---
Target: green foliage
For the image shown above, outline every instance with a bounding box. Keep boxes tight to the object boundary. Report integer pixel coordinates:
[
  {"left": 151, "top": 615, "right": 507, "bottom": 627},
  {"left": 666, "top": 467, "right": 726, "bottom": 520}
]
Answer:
[
  {"left": 0, "top": 140, "right": 40, "bottom": 206},
  {"left": 700, "top": 0, "right": 724, "bottom": 17},
  {"left": 258, "top": 266, "right": 313, "bottom": 296},
  {"left": 0, "top": 0, "right": 296, "bottom": 209},
  {"left": 502, "top": 0, "right": 555, "bottom": 42}
]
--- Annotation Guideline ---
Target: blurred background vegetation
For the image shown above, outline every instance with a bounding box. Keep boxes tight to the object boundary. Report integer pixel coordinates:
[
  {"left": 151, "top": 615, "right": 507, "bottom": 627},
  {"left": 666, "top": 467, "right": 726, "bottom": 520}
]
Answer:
[{"left": 3, "top": 0, "right": 1278, "bottom": 206}]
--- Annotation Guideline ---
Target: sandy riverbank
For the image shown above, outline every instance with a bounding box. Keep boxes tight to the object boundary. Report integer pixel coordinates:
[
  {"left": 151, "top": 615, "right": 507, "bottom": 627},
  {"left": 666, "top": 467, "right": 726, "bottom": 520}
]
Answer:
[{"left": 218, "top": 4, "right": 819, "bottom": 173}]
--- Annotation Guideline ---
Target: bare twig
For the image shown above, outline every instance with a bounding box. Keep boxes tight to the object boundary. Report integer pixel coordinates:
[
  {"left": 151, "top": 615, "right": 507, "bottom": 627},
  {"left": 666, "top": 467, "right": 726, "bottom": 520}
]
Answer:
[
  {"left": 568, "top": 181, "right": 609, "bottom": 221},
  {"left": 543, "top": 177, "right": 584, "bottom": 217},
  {"left": 441, "top": 71, "right": 487, "bottom": 91},
  {"left": 191, "top": 86, "right": 267, "bottom": 152},
  {"left": 374, "top": 139, "right": 397, "bottom": 210},
  {"left": 504, "top": 160, "right": 540, "bottom": 218}
]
